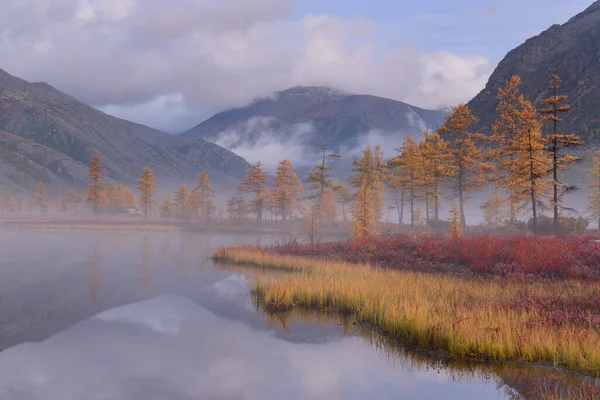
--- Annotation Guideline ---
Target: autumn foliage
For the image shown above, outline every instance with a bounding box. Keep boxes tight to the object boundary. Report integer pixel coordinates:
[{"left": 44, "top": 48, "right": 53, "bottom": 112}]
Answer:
[{"left": 256, "top": 234, "right": 600, "bottom": 280}]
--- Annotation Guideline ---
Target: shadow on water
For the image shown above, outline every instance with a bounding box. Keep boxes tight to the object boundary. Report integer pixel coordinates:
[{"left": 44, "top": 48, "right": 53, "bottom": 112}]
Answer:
[{"left": 0, "top": 229, "right": 597, "bottom": 399}]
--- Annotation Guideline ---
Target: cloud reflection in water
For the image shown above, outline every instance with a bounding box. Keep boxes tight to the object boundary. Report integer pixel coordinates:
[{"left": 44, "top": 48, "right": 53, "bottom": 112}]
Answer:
[{"left": 0, "top": 295, "right": 506, "bottom": 400}]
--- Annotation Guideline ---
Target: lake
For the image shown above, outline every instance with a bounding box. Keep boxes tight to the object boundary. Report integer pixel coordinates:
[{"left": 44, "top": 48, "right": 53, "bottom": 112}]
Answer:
[{"left": 0, "top": 229, "right": 591, "bottom": 399}]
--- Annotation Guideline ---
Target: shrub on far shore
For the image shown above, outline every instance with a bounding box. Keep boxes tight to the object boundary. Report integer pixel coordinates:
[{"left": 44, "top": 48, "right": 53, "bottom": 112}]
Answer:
[
  {"left": 526, "top": 215, "right": 589, "bottom": 235},
  {"left": 262, "top": 234, "right": 600, "bottom": 280}
]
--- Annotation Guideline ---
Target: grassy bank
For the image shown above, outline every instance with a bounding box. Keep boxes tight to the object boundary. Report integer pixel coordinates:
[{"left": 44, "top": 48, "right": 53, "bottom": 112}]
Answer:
[
  {"left": 258, "top": 235, "right": 600, "bottom": 279},
  {"left": 213, "top": 246, "right": 600, "bottom": 377}
]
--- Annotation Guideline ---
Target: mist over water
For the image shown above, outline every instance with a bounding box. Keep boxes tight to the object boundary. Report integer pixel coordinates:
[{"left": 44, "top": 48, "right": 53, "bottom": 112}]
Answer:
[{"left": 0, "top": 229, "right": 570, "bottom": 399}]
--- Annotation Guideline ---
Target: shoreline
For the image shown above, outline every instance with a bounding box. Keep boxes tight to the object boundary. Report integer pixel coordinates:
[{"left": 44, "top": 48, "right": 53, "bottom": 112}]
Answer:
[
  {"left": 0, "top": 218, "right": 295, "bottom": 235},
  {"left": 213, "top": 246, "right": 600, "bottom": 378}
]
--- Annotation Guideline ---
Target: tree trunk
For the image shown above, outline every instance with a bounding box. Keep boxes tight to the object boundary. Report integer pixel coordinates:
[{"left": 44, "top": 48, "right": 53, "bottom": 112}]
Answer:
[
  {"left": 529, "top": 129, "right": 538, "bottom": 235},
  {"left": 400, "top": 186, "right": 405, "bottom": 226},
  {"left": 531, "top": 185, "right": 537, "bottom": 235},
  {"left": 459, "top": 190, "right": 466, "bottom": 229},
  {"left": 552, "top": 138, "right": 558, "bottom": 233},
  {"left": 433, "top": 179, "right": 439, "bottom": 221},
  {"left": 551, "top": 88, "right": 559, "bottom": 234},
  {"left": 458, "top": 165, "right": 466, "bottom": 228},
  {"left": 410, "top": 188, "right": 415, "bottom": 230}
]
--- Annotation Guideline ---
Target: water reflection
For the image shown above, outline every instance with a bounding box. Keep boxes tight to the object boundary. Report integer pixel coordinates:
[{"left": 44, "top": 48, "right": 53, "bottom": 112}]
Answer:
[
  {"left": 0, "top": 230, "right": 263, "bottom": 350},
  {"left": 139, "top": 236, "right": 153, "bottom": 288},
  {"left": 0, "top": 295, "right": 508, "bottom": 400},
  {"left": 221, "top": 263, "right": 600, "bottom": 400},
  {"left": 86, "top": 244, "right": 100, "bottom": 301},
  {"left": 0, "top": 229, "right": 596, "bottom": 399}
]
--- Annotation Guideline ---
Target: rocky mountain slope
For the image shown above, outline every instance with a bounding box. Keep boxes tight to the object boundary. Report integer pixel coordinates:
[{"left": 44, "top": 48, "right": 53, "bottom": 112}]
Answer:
[
  {"left": 0, "top": 131, "right": 89, "bottom": 192},
  {"left": 0, "top": 68, "right": 250, "bottom": 192},
  {"left": 467, "top": 1, "right": 600, "bottom": 140},
  {"left": 181, "top": 86, "right": 448, "bottom": 158}
]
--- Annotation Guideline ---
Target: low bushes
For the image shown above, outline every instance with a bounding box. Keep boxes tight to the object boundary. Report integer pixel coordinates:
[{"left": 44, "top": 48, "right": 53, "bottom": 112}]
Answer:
[
  {"left": 262, "top": 235, "right": 600, "bottom": 279},
  {"left": 527, "top": 215, "right": 590, "bottom": 236}
]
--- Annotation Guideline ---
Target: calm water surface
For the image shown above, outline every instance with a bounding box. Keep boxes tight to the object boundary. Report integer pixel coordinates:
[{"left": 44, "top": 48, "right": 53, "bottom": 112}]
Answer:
[{"left": 0, "top": 229, "right": 589, "bottom": 399}]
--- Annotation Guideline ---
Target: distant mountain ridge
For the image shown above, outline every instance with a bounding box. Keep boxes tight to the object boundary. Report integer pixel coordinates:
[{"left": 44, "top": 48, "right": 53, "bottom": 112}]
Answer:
[
  {"left": 0, "top": 68, "right": 250, "bottom": 192},
  {"left": 467, "top": 1, "right": 600, "bottom": 140},
  {"left": 181, "top": 86, "right": 448, "bottom": 156}
]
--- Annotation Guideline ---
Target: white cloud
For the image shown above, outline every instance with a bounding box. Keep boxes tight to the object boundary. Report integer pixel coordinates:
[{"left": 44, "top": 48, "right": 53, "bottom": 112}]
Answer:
[
  {"left": 0, "top": 0, "right": 492, "bottom": 131},
  {"left": 213, "top": 117, "right": 317, "bottom": 170}
]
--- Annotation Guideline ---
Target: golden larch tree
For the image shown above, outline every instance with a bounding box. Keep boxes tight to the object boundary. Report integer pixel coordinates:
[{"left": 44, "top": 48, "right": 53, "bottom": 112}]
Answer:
[
  {"left": 306, "top": 146, "right": 340, "bottom": 224},
  {"left": 196, "top": 171, "right": 215, "bottom": 222},
  {"left": 137, "top": 167, "right": 157, "bottom": 222},
  {"left": 97, "top": 189, "right": 107, "bottom": 214},
  {"left": 64, "top": 190, "right": 79, "bottom": 214},
  {"left": 388, "top": 180, "right": 406, "bottom": 227},
  {"left": 351, "top": 175, "right": 378, "bottom": 239},
  {"left": 121, "top": 187, "right": 137, "bottom": 208},
  {"left": 352, "top": 145, "right": 386, "bottom": 222},
  {"left": 160, "top": 196, "right": 174, "bottom": 220},
  {"left": 419, "top": 130, "right": 451, "bottom": 222},
  {"left": 504, "top": 97, "right": 551, "bottom": 234},
  {"left": 106, "top": 184, "right": 121, "bottom": 213},
  {"left": 5, "top": 193, "right": 17, "bottom": 214},
  {"left": 54, "top": 195, "right": 63, "bottom": 215},
  {"left": 173, "top": 184, "right": 189, "bottom": 222},
  {"left": 273, "top": 159, "right": 303, "bottom": 221},
  {"left": 332, "top": 183, "right": 353, "bottom": 223},
  {"left": 491, "top": 75, "right": 524, "bottom": 222},
  {"left": 187, "top": 188, "right": 201, "bottom": 219},
  {"left": 306, "top": 204, "right": 321, "bottom": 244},
  {"left": 539, "top": 74, "right": 584, "bottom": 232},
  {"left": 351, "top": 147, "right": 380, "bottom": 238},
  {"left": 389, "top": 135, "right": 423, "bottom": 230},
  {"left": 438, "top": 104, "right": 487, "bottom": 228},
  {"left": 372, "top": 144, "right": 389, "bottom": 220},
  {"left": 448, "top": 202, "right": 462, "bottom": 238},
  {"left": 87, "top": 153, "right": 104, "bottom": 217},
  {"left": 265, "top": 188, "right": 278, "bottom": 221},
  {"left": 239, "top": 161, "right": 269, "bottom": 222},
  {"left": 480, "top": 187, "right": 506, "bottom": 230},
  {"left": 586, "top": 150, "right": 600, "bottom": 230},
  {"left": 33, "top": 182, "right": 49, "bottom": 214},
  {"left": 225, "top": 196, "right": 239, "bottom": 222}
]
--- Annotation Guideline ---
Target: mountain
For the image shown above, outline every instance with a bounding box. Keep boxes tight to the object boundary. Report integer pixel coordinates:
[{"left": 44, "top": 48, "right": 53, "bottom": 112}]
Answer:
[
  {"left": 0, "top": 68, "right": 250, "bottom": 192},
  {"left": 0, "top": 131, "right": 89, "bottom": 191},
  {"left": 467, "top": 1, "right": 600, "bottom": 141},
  {"left": 181, "top": 87, "right": 448, "bottom": 163}
]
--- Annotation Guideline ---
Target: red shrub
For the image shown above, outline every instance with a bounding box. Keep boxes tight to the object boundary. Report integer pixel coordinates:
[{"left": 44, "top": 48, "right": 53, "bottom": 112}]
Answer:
[{"left": 261, "top": 234, "right": 600, "bottom": 280}]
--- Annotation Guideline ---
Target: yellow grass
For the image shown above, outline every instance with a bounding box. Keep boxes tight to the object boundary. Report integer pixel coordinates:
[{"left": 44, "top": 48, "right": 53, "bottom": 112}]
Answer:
[{"left": 213, "top": 247, "right": 600, "bottom": 376}]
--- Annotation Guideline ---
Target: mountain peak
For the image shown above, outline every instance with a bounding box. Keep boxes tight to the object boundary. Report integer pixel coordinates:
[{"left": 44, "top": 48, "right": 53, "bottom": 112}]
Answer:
[
  {"left": 567, "top": 1, "right": 600, "bottom": 23},
  {"left": 182, "top": 86, "right": 447, "bottom": 159},
  {"left": 276, "top": 86, "right": 346, "bottom": 99},
  {"left": 467, "top": 1, "right": 600, "bottom": 140}
]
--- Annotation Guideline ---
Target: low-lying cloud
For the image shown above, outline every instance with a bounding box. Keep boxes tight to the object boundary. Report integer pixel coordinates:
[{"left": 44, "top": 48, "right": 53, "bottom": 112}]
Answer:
[
  {"left": 212, "top": 117, "right": 318, "bottom": 170},
  {"left": 207, "top": 116, "right": 426, "bottom": 175}
]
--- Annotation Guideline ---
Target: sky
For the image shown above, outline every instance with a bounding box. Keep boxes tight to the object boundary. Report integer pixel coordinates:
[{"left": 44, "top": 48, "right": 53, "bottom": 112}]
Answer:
[{"left": 0, "top": 0, "right": 594, "bottom": 132}]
